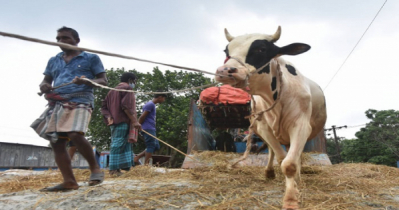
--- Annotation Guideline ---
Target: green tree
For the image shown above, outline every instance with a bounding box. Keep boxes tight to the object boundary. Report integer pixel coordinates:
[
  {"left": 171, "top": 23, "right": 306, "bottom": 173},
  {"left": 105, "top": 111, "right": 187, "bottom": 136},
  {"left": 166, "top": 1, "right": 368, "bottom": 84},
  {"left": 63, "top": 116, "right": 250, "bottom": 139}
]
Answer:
[
  {"left": 326, "top": 137, "right": 344, "bottom": 164},
  {"left": 341, "top": 109, "right": 399, "bottom": 167},
  {"left": 87, "top": 67, "right": 213, "bottom": 167}
]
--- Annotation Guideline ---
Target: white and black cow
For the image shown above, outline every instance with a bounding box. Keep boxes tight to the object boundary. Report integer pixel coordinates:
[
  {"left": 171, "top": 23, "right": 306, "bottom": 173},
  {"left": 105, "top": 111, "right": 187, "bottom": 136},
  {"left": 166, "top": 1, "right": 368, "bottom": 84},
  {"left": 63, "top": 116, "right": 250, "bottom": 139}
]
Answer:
[{"left": 215, "top": 26, "right": 327, "bottom": 210}]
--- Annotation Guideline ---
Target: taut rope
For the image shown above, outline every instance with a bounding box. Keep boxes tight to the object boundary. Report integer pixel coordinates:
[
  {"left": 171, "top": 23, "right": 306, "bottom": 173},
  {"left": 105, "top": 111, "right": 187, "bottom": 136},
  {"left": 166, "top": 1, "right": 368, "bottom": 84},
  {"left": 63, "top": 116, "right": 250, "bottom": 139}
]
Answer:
[
  {"left": 82, "top": 78, "right": 216, "bottom": 95},
  {"left": 0, "top": 31, "right": 218, "bottom": 76}
]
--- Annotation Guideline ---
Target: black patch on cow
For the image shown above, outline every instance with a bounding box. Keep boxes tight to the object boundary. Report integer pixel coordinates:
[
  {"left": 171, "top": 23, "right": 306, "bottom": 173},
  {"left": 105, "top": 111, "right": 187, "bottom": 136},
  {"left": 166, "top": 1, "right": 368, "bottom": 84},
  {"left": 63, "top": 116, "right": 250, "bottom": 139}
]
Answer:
[
  {"left": 224, "top": 45, "right": 229, "bottom": 57},
  {"left": 257, "top": 64, "right": 270, "bottom": 74},
  {"left": 245, "top": 40, "right": 279, "bottom": 70},
  {"left": 286, "top": 64, "right": 297, "bottom": 76},
  {"left": 271, "top": 76, "right": 277, "bottom": 91},
  {"left": 273, "top": 91, "right": 278, "bottom": 101}
]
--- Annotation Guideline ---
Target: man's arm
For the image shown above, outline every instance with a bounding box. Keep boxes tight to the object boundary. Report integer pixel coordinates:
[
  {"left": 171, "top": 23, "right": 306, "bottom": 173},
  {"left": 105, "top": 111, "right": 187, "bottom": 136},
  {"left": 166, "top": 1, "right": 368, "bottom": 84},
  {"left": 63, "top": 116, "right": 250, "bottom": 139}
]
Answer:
[
  {"left": 101, "top": 99, "right": 113, "bottom": 126},
  {"left": 73, "top": 72, "right": 107, "bottom": 87},
  {"left": 138, "top": 111, "right": 150, "bottom": 125},
  {"left": 39, "top": 75, "right": 53, "bottom": 93},
  {"left": 121, "top": 92, "right": 141, "bottom": 130},
  {"left": 124, "top": 109, "right": 141, "bottom": 130}
]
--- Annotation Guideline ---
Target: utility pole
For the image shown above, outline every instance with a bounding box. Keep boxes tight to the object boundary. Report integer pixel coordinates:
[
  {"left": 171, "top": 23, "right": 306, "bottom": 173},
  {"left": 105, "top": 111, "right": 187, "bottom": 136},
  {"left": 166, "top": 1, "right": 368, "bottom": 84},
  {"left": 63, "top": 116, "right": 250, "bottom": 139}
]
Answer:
[
  {"left": 325, "top": 125, "right": 347, "bottom": 163},
  {"left": 331, "top": 126, "right": 342, "bottom": 163}
]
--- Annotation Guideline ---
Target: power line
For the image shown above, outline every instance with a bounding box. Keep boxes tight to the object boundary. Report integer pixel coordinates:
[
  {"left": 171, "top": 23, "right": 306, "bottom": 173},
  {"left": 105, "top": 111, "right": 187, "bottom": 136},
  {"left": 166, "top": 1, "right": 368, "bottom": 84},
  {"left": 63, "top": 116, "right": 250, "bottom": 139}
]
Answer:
[
  {"left": 323, "top": 0, "right": 388, "bottom": 91},
  {"left": 347, "top": 124, "right": 366, "bottom": 129}
]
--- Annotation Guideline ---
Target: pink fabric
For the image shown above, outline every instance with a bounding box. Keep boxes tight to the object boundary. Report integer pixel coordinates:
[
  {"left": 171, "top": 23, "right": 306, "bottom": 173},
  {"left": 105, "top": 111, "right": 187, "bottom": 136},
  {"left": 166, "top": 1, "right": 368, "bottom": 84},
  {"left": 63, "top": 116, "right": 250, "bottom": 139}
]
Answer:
[{"left": 101, "top": 82, "right": 137, "bottom": 125}]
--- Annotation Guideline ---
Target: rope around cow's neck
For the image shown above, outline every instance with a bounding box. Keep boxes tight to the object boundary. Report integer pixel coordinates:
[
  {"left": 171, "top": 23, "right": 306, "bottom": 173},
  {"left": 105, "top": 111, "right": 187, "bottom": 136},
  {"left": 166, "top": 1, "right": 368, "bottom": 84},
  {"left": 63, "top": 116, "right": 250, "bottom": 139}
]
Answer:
[
  {"left": 250, "top": 64, "right": 283, "bottom": 122},
  {"left": 228, "top": 57, "right": 283, "bottom": 123}
]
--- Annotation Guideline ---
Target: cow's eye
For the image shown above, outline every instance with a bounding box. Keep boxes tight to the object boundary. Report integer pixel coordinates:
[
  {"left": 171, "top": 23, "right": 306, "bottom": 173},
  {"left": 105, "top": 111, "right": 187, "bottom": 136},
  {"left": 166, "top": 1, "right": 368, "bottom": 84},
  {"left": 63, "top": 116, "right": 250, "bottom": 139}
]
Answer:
[{"left": 258, "top": 48, "right": 266, "bottom": 53}]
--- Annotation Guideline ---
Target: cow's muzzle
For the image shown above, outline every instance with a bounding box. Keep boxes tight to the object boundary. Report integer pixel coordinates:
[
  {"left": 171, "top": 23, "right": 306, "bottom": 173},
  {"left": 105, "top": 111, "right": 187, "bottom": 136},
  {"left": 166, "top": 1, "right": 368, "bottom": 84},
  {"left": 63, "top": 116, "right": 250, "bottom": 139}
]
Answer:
[
  {"left": 215, "top": 65, "right": 249, "bottom": 88},
  {"left": 215, "top": 66, "right": 237, "bottom": 80}
]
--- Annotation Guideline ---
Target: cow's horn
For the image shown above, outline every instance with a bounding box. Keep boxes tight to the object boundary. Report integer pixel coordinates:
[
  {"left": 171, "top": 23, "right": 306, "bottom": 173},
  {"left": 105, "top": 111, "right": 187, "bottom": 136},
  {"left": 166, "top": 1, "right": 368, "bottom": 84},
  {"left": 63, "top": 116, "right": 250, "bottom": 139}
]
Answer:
[
  {"left": 271, "top": 26, "right": 281, "bottom": 42},
  {"left": 224, "top": 28, "right": 234, "bottom": 42}
]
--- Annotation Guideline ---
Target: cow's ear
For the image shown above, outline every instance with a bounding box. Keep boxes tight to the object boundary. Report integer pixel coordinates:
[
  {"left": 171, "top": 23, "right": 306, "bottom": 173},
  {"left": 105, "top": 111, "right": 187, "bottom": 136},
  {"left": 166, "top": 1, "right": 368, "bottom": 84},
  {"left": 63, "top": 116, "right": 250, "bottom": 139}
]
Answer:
[{"left": 279, "top": 43, "right": 311, "bottom": 55}]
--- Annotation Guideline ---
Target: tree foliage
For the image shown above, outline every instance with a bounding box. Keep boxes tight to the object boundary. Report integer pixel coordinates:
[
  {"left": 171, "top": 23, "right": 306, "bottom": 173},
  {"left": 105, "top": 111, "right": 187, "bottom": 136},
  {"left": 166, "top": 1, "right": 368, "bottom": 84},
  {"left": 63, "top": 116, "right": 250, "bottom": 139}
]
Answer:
[
  {"left": 87, "top": 67, "right": 213, "bottom": 167},
  {"left": 326, "top": 137, "right": 344, "bottom": 164},
  {"left": 340, "top": 109, "right": 399, "bottom": 167}
]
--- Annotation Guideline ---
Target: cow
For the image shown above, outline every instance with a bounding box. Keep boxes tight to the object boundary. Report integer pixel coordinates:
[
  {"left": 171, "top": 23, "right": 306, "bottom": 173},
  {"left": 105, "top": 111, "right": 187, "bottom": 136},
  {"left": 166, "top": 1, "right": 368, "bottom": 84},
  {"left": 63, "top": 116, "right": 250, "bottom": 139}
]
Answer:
[{"left": 214, "top": 26, "right": 327, "bottom": 210}]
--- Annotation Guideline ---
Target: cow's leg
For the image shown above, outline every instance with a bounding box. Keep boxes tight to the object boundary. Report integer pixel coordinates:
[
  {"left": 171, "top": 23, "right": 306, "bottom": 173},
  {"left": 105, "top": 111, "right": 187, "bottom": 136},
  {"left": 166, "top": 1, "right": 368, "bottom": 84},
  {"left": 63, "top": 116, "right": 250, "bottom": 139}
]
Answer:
[
  {"left": 265, "top": 147, "right": 275, "bottom": 179},
  {"left": 281, "top": 122, "right": 311, "bottom": 210},
  {"left": 254, "top": 129, "right": 286, "bottom": 179}
]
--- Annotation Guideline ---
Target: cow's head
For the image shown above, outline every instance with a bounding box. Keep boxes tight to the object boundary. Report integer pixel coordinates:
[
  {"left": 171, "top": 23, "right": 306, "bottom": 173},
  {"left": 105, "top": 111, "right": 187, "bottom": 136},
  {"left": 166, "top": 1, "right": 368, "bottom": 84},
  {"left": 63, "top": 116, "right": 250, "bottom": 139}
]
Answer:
[{"left": 215, "top": 26, "right": 310, "bottom": 90}]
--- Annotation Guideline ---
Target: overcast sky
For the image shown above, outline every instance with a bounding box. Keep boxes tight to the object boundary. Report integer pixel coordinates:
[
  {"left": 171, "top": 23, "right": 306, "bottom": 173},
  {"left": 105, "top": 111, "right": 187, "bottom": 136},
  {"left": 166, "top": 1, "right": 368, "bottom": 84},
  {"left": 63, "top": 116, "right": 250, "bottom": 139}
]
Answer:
[{"left": 0, "top": 0, "right": 397, "bottom": 147}]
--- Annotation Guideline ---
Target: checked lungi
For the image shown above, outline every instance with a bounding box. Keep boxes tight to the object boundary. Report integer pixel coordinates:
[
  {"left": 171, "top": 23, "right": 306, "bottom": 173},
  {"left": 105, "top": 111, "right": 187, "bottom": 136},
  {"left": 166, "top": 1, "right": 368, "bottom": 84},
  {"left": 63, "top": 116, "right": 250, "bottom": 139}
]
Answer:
[
  {"left": 31, "top": 102, "right": 92, "bottom": 143},
  {"left": 109, "top": 123, "right": 133, "bottom": 170}
]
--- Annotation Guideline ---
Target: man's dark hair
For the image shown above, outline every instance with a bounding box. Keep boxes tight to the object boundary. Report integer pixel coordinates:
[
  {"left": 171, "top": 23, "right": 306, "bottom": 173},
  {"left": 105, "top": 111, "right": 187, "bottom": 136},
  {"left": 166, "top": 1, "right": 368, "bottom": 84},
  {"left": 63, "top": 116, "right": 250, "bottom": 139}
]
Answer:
[
  {"left": 121, "top": 72, "right": 136, "bottom": 82},
  {"left": 57, "top": 26, "right": 79, "bottom": 40},
  {"left": 154, "top": 90, "right": 167, "bottom": 98},
  {"left": 154, "top": 94, "right": 167, "bottom": 98}
]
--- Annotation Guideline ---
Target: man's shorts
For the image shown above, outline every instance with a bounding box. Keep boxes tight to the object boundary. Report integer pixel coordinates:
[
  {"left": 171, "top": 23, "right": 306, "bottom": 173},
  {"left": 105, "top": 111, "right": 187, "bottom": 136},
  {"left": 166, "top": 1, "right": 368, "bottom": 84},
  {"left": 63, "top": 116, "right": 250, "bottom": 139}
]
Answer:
[
  {"left": 141, "top": 129, "right": 160, "bottom": 153},
  {"left": 67, "top": 140, "right": 75, "bottom": 147},
  {"left": 58, "top": 132, "right": 83, "bottom": 147}
]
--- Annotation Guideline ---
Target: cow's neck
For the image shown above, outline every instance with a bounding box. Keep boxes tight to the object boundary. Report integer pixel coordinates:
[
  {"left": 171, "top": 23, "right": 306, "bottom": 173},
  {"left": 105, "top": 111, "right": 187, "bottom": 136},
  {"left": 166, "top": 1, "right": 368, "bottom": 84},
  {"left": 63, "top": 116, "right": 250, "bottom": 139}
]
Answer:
[
  {"left": 247, "top": 59, "right": 282, "bottom": 108},
  {"left": 246, "top": 58, "right": 284, "bottom": 140}
]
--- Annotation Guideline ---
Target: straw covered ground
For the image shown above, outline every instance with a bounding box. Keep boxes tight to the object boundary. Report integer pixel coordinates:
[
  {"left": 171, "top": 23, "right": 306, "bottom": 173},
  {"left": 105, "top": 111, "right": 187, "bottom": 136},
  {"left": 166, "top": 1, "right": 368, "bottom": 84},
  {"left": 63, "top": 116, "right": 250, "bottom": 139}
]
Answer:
[{"left": 0, "top": 151, "right": 399, "bottom": 210}]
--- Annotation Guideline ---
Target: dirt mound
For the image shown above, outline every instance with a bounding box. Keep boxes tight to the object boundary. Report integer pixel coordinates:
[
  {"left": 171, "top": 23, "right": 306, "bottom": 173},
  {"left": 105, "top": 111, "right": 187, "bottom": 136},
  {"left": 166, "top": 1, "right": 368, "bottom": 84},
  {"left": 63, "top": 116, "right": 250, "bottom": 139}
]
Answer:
[{"left": 1, "top": 152, "right": 399, "bottom": 209}]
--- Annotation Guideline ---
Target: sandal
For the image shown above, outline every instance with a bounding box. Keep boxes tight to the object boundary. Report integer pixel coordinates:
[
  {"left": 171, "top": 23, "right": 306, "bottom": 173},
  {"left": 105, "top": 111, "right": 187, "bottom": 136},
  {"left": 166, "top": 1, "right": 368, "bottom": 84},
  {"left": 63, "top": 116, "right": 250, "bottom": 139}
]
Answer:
[
  {"left": 88, "top": 171, "right": 105, "bottom": 186},
  {"left": 39, "top": 184, "right": 78, "bottom": 192}
]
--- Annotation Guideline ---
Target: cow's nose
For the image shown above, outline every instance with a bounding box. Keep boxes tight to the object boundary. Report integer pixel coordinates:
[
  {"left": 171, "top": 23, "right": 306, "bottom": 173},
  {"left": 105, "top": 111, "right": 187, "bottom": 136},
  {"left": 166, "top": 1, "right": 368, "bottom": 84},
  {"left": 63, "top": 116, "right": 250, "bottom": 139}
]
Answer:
[
  {"left": 227, "top": 67, "right": 237, "bottom": 73},
  {"left": 216, "top": 66, "right": 226, "bottom": 73},
  {"left": 216, "top": 66, "right": 237, "bottom": 73}
]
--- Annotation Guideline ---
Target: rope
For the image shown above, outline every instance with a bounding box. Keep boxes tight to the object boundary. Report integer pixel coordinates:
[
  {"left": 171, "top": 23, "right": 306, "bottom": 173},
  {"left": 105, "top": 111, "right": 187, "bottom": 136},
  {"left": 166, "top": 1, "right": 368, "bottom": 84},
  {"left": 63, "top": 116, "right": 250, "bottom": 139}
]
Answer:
[
  {"left": 81, "top": 78, "right": 217, "bottom": 95},
  {"left": 36, "top": 77, "right": 205, "bottom": 162},
  {"left": 0, "top": 31, "right": 218, "bottom": 76},
  {"left": 0, "top": 30, "right": 284, "bottom": 164},
  {"left": 37, "top": 78, "right": 218, "bottom": 96},
  {"left": 228, "top": 57, "right": 282, "bottom": 122},
  {"left": 249, "top": 63, "right": 283, "bottom": 122},
  {"left": 140, "top": 129, "right": 199, "bottom": 163},
  {"left": 37, "top": 81, "right": 74, "bottom": 96}
]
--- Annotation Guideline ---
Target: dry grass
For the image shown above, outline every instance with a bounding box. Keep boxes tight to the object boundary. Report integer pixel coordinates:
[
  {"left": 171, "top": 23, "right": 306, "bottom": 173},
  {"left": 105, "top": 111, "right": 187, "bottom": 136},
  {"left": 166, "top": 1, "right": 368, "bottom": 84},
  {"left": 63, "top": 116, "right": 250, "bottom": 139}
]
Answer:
[{"left": 1, "top": 151, "right": 399, "bottom": 209}]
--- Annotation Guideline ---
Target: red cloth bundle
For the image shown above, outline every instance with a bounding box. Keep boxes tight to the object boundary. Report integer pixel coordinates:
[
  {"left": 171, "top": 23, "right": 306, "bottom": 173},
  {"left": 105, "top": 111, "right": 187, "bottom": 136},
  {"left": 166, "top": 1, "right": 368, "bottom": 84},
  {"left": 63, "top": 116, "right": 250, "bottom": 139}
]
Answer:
[
  {"left": 128, "top": 127, "right": 138, "bottom": 143},
  {"left": 200, "top": 85, "right": 251, "bottom": 105}
]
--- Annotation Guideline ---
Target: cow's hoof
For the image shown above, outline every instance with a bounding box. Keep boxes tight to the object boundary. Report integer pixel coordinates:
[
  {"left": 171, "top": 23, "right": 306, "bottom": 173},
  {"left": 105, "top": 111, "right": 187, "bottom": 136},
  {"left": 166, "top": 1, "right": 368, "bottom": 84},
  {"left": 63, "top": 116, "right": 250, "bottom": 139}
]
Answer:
[
  {"left": 282, "top": 204, "right": 299, "bottom": 210},
  {"left": 266, "top": 170, "right": 276, "bottom": 179},
  {"left": 282, "top": 200, "right": 299, "bottom": 210}
]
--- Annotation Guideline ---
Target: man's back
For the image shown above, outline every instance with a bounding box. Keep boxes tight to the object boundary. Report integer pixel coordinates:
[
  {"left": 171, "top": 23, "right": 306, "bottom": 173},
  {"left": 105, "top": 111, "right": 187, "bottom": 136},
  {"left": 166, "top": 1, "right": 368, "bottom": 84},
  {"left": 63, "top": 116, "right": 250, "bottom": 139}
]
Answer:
[
  {"left": 101, "top": 83, "right": 135, "bottom": 125},
  {"left": 141, "top": 101, "right": 156, "bottom": 130}
]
